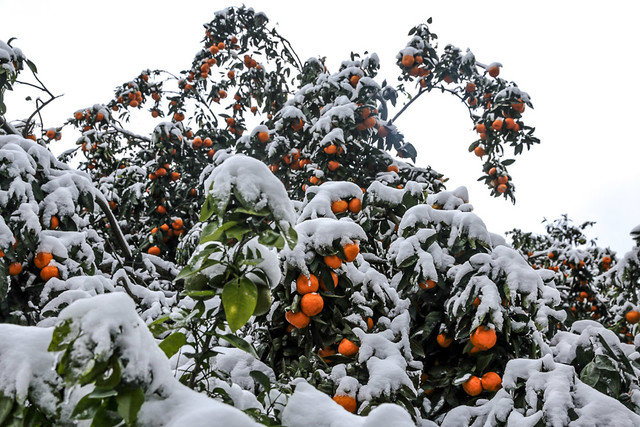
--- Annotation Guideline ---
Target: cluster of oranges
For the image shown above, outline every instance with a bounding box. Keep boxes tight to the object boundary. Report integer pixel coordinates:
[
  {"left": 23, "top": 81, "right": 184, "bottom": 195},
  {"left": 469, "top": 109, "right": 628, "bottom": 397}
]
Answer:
[
  {"left": 486, "top": 167, "right": 509, "bottom": 194},
  {"left": 400, "top": 54, "right": 432, "bottom": 86},
  {"left": 148, "top": 163, "right": 181, "bottom": 182},
  {"left": 330, "top": 197, "right": 362, "bottom": 215},
  {"left": 224, "top": 117, "right": 245, "bottom": 136},
  {"left": 192, "top": 136, "right": 216, "bottom": 158},
  {"left": 354, "top": 106, "right": 378, "bottom": 132},
  {"left": 73, "top": 108, "right": 106, "bottom": 132},
  {"left": 44, "top": 128, "right": 62, "bottom": 141},
  {"left": 462, "top": 372, "right": 502, "bottom": 396},
  {"left": 148, "top": 218, "right": 184, "bottom": 255},
  {"left": 115, "top": 86, "right": 144, "bottom": 110}
]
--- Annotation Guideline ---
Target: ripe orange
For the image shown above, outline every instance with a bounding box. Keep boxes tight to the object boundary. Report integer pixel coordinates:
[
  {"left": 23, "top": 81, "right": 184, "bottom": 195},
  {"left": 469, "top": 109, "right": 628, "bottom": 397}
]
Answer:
[
  {"left": 217, "top": 42, "right": 226, "bottom": 50},
  {"left": 497, "top": 176, "right": 508, "bottom": 185},
  {"left": 511, "top": 100, "right": 525, "bottom": 113},
  {"left": 470, "top": 326, "right": 497, "bottom": 351},
  {"left": 387, "top": 165, "right": 399, "bottom": 173},
  {"left": 474, "top": 146, "right": 485, "bottom": 157},
  {"left": 348, "top": 198, "right": 362, "bottom": 213},
  {"left": 473, "top": 297, "right": 481, "bottom": 307},
  {"left": 475, "top": 124, "right": 486, "bottom": 133},
  {"left": 157, "top": 205, "right": 167, "bottom": 214},
  {"left": 488, "top": 167, "right": 497, "bottom": 176},
  {"left": 156, "top": 167, "right": 167, "bottom": 177},
  {"left": 350, "top": 75, "right": 360, "bottom": 87},
  {"left": 363, "top": 116, "right": 376, "bottom": 129},
  {"left": 74, "top": 111, "right": 84, "bottom": 120},
  {"left": 46, "top": 129, "right": 56, "bottom": 139},
  {"left": 318, "top": 346, "right": 336, "bottom": 360},
  {"left": 257, "top": 132, "right": 269, "bottom": 143},
  {"left": 285, "top": 310, "right": 310, "bottom": 329},
  {"left": 172, "top": 218, "right": 183, "bottom": 230},
  {"left": 291, "top": 118, "right": 304, "bottom": 131},
  {"left": 228, "top": 70, "right": 235, "bottom": 79},
  {"left": 327, "top": 161, "right": 340, "bottom": 171},
  {"left": 324, "top": 255, "right": 342, "bottom": 269},
  {"left": 343, "top": 243, "right": 359, "bottom": 262},
  {"left": 204, "top": 137, "right": 213, "bottom": 147},
  {"left": 34, "top": 252, "right": 53, "bottom": 269},
  {"left": 50, "top": 216, "right": 59, "bottom": 230},
  {"left": 40, "top": 265, "right": 59, "bottom": 281},
  {"left": 8, "top": 262, "right": 22, "bottom": 276},
  {"left": 296, "top": 274, "right": 319, "bottom": 295},
  {"left": 331, "top": 200, "right": 348, "bottom": 214},
  {"left": 419, "top": 280, "right": 437, "bottom": 290},
  {"left": 96, "top": 113, "right": 104, "bottom": 121},
  {"left": 301, "top": 293, "right": 324, "bottom": 316},
  {"left": 129, "top": 100, "right": 139, "bottom": 108},
  {"left": 505, "top": 118, "right": 516, "bottom": 130},
  {"left": 338, "top": 338, "right": 359, "bottom": 356},
  {"left": 148, "top": 246, "right": 161, "bottom": 256},
  {"left": 171, "top": 172, "right": 180, "bottom": 181},
  {"left": 436, "top": 333, "right": 453, "bottom": 348},
  {"left": 401, "top": 55, "right": 415, "bottom": 68},
  {"left": 443, "top": 74, "right": 453, "bottom": 84},
  {"left": 309, "top": 176, "right": 319, "bottom": 185},
  {"left": 324, "top": 144, "right": 337, "bottom": 155},
  {"left": 192, "top": 137, "right": 203, "bottom": 148},
  {"left": 333, "top": 395, "right": 357, "bottom": 413},
  {"left": 378, "top": 126, "right": 389, "bottom": 138},
  {"left": 462, "top": 376, "right": 482, "bottom": 396},
  {"left": 626, "top": 310, "right": 640, "bottom": 324},
  {"left": 209, "top": 45, "right": 219, "bottom": 54},
  {"left": 465, "top": 82, "right": 476, "bottom": 93},
  {"left": 488, "top": 66, "right": 500, "bottom": 77},
  {"left": 367, "top": 317, "right": 374, "bottom": 331},
  {"left": 497, "top": 184, "right": 507, "bottom": 193},
  {"left": 492, "top": 119, "right": 503, "bottom": 131},
  {"left": 481, "top": 372, "right": 502, "bottom": 392}
]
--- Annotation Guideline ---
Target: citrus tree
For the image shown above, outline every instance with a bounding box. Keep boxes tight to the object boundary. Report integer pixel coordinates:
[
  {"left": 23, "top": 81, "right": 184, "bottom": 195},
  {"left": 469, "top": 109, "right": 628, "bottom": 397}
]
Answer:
[{"left": 1, "top": 7, "right": 639, "bottom": 427}]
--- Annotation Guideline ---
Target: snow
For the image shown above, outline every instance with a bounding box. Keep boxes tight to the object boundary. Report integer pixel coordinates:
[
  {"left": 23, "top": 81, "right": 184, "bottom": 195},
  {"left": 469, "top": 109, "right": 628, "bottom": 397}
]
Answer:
[
  {"left": 203, "top": 154, "right": 296, "bottom": 229},
  {"left": 281, "top": 382, "right": 414, "bottom": 427},
  {"left": 298, "top": 181, "right": 362, "bottom": 222}
]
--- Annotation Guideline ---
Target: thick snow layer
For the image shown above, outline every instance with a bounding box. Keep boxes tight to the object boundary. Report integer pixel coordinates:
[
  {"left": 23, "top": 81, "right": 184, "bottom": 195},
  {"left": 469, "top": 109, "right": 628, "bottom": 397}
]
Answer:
[
  {"left": 281, "top": 382, "right": 414, "bottom": 427},
  {"left": 442, "top": 354, "right": 640, "bottom": 427},
  {"left": 298, "top": 181, "right": 362, "bottom": 222},
  {"left": 203, "top": 154, "right": 296, "bottom": 229}
]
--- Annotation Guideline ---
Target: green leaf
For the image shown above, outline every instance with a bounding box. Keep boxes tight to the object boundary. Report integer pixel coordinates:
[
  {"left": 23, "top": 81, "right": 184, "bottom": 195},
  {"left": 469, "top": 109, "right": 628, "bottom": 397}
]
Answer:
[
  {"left": 222, "top": 277, "right": 258, "bottom": 331},
  {"left": 159, "top": 332, "right": 187, "bottom": 358},
  {"left": 200, "top": 221, "right": 238, "bottom": 244},
  {"left": 0, "top": 395, "right": 14, "bottom": 425},
  {"left": 48, "top": 318, "right": 73, "bottom": 352},
  {"left": 250, "top": 370, "right": 272, "bottom": 392},
  {"left": 116, "top": 387, "right": 144, "bottom": 425},
  {"left": 217, "top": 333, "right": 259, "bottom": 358},
  {"left": 72, "top": 394, "right": 102, "bottom": 419},
  {"left": 182, "top": 290, "right": 216, "bottom": 299},
  {"left": 199, "top": 195, "right": 216, "bottom": 222}
]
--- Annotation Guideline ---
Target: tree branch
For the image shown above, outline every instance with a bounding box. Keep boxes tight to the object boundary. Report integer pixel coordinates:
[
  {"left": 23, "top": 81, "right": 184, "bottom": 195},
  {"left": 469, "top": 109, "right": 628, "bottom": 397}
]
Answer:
[{"left": 22, "top": 94, "right": 63, "bottom": 137}]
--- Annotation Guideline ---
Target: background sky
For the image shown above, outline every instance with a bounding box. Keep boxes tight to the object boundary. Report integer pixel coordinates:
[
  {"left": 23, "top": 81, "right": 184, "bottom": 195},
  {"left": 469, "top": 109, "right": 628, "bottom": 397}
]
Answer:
[{"left": 2, "top": 0, "right": 639, "bottom": 254}]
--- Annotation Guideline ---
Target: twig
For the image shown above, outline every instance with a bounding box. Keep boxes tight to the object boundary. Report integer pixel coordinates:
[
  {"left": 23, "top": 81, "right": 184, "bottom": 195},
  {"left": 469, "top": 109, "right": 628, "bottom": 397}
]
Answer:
[
  {"left": 94, "top": 194, "right": 134, "bottom": 261},
  {"left": 388, "top": 88, "right": 427, "bottom": 125},
  {"left": 273, "top": 31, "right": 302, "bottom": 71},
  {"left": 22, "top": 94, "right": 63, "bottom": 137}
]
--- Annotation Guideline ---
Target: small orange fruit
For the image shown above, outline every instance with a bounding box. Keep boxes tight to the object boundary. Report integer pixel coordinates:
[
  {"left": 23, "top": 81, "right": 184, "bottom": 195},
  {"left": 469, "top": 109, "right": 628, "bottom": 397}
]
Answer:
[
  {"left": 348, "top": 198, "right": 362, "bottom": 213},
  {"left": 470, "top": 326, "right": 497, "bottom": 351},
  {"left": 474, "top": 146, "right": 485, "bottom": 157},
  {"left": 50, "top": 216, "right": 59, "bottom": 230},
  {"left": 462, "top": 376, "right": 483, "bottom": 396},
  {"left": 257, "top": 132, "right": 269, "bottom": 143},
  {"left": 331, "top": 200, "right": 348, "bottom": 214},
  {"left": 324, "top": 255, "right": 342, "bottom": 269},
  {"left": 338, "top": 338, "right": 359, "bottom": 356},
  {"left": 343, "top": 243, "right": 359, "bottom": 262},
  {"left": 285, "top": 310, "right": 310, "bottom": 329},
  {"left": 401, "top": 55, "right": 415, "bottom": 68},
  {"left": 387, "top": 165, "right": 399, "bottom": 173},
  {"left": 296, "top": 274, "right": 319, "bottom": 295},
  {"left": 40, "top": 265, "right": 59, "bottom": 281},
  {"left": 333, "top": 395, "right": 356, "bottom": 413},
  {"left": 148, "top": 246, "right": 161, "bottom": 256},
  {"left": 8, "top": 262, "right": 22, "bottom": 276},
  {"left": 436, "top": 334, "right": 453, "bottom": 348},
  {"left": 488, "top": 66, "right": 500, "bottom": 77},
  {"left": 625, "top": 310, "right": 640, "bottom": 324},
  {"left": 301, "top": 293, "right": 324, "bottom": 316},
  {"left": 481, "top": 372, "right": 502, "bottom": 392},
  {"left": 34, "top": 252, "right": 53, "bottom": 269},
  {"left": 492, "top": 119, "right": 503, "bottom": 131},
  {"left": 324, "top": 144, "right": 337, "bottom": 155}
]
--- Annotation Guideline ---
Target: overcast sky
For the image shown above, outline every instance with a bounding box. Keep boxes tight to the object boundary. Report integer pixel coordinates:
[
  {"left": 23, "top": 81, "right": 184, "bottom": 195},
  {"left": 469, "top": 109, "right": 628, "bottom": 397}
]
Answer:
[{"left": 2, "top": 0, "right": 639, "bottom": 254}]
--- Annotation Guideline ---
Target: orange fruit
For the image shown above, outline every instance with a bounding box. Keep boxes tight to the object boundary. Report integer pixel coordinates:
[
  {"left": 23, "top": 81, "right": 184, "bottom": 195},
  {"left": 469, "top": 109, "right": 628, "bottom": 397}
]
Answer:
[
  {"left": 470, "top": 326, "right": 497, "bottom": 351},
  {"left": 333, "top": 395, "right": 356, "bottom": 413},
  {"left": 172, "top": 218, "right": 184, "bottom": 230},
  {"left": 497, "top": 176, "right": 508, "bottom": 185},
  {"left": 171, "top": 172, "right": 180, "bottom": 181},
  {"left": 40, "top": 265, "right": 59, "bottom": 281},
  {"left": 475, "top": 124, "right": 486, "bottom": 133},
  {"left": 301, "top": 293, "right": 324, "bottom": 316},
  {"left": 157, "top": 205, "right": 167, "bottom": 214},
  {"left": 50, "top": 216, "right": 59, "bottom": 230},
  {"left": 96, "top": 113, "right": 104, "bottom": 121},
  {"left": 419, "top": 280, "right": 437, "bottom": 290},
  {"left": 8, "top": 262, "right": 22, "bottom": 276},
  {"left": 350, "top": 75, "right": 360, "bottom": 87},
  {"left": 378, "top": 126, "right": 389, "bottom": 138},
  {"left": 481, "top": 372, "right": 502, "bottom": 392},
  {"left": 436, "top": 334, "right": 453, "bottom": 348},
  {"left": 505, "top": 118, "right": 516, "bottom": 130},
  {"left": 492, "top": 119, "right": 503, "bottom": 131},
  {"left": 465, "top": 82, "right": 476, "bottom": 93},
  {"left": 401, "top": 55, "right": 415, "bottom": 68},
  {"left": 626, "top": 310, "right": 640, "bottom": 324},
  {"left": 148, "top": 246, "right": 161, "bottom": 256},
  {"left": 488, "top": 167, "right": 497, "bottom": 176},
  {"left": 462, "top": 376, "right": 483, "bottom": 396},
  {"left": 343, "top": 243, "right": 359, "bottom": 262},
  {"left": 474, "top": 146, "right": 485, "bottom": 157},
  {"left": 324, "top": 144, "right": 337, "bottom": 155},
  {"left": 511, "top": 100, "right": 525, "bottom": 113},
  {"left": 348, "top": 198, "right": 362, "bottom": 213},
  {"left": 296, "top": 274, "right": 319, "bottom": 295},
  {"left": 156, "top": 167, "right": 167, "bottom": 177},
  {"left": 327, "top": 161, "right": 340, "bottom": 171},
  {"left": 319, "top": 271, "right": 339, "bottom": 291},
  {"left": 318, "top": 346, "right": 336, "bottom": 361},
  {"left": 331, "top": 200, "right": 348, "bottom": 214},
  {"left": 324, "top": 255, "right": 342, "bottom": 269},
  {"left": 497, "top": 184, "right": 507, "bottom": 193},
  {"left": 257, "top": 132, "right": 269, "bottom": 143},
  {"left": 285, "top": 310, "right": 310, "bottom": 329},
  {"left": 387, "top": 165, "right": 399, "bottom": 173},
  {"left": 488, "top": 66, "right": 500, "bottom": 77},
  {"left": 366, "top": 317, "right": 374, "bottom": 331},
  {"left": 473, "top": 297, "right": 481, "bottom": 307},
  {"left": 291, "top": 118, "right": 304, "bottom": 131},
  {"left": 338, "top": 338, "right": 359, "bottom": 356},
  {"left": 363, "top": 116, "right": 376, "bottom": 129},
  {"left": 34, "top": 252, "right": 53, "bottom": 269},
  {"left": 160, "top": 224, "right": 170, "bottom": 232},
  {"left": 46, "top": 129, "right": 56, "bottom": 139}
]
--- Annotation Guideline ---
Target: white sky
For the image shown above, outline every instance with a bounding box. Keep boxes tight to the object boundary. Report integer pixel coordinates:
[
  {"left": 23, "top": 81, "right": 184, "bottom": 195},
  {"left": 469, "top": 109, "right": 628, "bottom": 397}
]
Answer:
[{"left": 2, "top": 0, "right": 639, "bottom": 253}]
